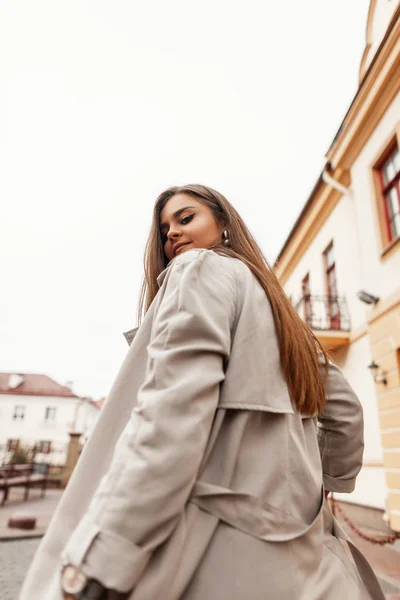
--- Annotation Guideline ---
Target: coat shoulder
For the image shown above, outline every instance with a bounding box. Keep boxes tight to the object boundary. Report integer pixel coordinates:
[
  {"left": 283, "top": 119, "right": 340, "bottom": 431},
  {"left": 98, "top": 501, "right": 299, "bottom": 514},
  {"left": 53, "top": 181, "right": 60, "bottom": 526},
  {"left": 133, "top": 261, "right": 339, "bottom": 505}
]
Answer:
[
  {"left": 161, "top": 250, "right": 242, "bottom": 319},
  {"left": 171, "top": 248, "right": 246, "bottom": 279}
]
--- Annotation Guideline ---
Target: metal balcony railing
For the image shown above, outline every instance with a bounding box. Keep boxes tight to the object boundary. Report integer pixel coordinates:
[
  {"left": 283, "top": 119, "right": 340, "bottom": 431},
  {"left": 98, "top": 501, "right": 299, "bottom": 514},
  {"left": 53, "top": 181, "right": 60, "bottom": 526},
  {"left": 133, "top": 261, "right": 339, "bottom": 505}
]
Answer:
[{"left": 294, "top": 295, "right": 351, "bottom": 332}]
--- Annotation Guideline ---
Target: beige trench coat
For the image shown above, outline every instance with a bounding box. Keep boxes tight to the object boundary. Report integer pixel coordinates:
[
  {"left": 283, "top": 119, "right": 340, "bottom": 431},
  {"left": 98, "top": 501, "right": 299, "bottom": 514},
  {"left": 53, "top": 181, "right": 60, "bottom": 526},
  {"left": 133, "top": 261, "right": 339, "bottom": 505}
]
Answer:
[{"left": 20, "top": 249, "right": 384, "bottom": 600}]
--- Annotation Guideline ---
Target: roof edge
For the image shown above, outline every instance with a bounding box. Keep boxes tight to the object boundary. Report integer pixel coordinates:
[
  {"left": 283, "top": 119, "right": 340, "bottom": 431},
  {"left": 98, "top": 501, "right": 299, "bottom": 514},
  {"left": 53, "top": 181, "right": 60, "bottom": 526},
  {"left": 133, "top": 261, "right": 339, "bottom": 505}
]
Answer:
[
  {"left": 327, "top": 3, "right": 400, "bottom": 157},
  {"left": 274, "top": 173, "right": 324, "bottom": 267},
  {"left": 274, "top": 4, "right": 400, "bottom": 269}
]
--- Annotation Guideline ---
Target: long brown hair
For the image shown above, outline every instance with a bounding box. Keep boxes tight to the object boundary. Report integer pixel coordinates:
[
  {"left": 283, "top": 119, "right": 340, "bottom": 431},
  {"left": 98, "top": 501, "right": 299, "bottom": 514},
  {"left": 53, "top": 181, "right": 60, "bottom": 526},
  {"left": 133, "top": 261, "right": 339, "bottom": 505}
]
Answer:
[{"left": 139, "top": 184, "right": 328, "bottom": 416}]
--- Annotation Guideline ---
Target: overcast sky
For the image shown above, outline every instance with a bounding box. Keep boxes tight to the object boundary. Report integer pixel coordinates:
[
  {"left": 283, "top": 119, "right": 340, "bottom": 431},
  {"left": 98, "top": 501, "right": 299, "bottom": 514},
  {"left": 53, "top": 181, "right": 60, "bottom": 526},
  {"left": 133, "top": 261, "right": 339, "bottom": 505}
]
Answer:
[{"left": 1, "top": 0, "right": 369, "bottom": 399}]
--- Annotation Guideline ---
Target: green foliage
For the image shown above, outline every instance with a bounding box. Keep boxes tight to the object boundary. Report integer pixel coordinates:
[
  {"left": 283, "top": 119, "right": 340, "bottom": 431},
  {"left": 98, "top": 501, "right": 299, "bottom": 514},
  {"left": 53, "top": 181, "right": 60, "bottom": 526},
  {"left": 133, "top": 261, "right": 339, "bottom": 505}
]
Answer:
[{"left": 8, "top": 446, "right": 34, "bottom": 464}]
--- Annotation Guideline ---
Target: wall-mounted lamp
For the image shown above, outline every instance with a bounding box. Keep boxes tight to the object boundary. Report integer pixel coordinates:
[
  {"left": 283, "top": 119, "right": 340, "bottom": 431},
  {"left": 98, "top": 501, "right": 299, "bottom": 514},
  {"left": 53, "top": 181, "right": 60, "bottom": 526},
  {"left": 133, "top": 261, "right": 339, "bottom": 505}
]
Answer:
[
  {"left": 357, "top": 291, "right": 380, "bottom": 305},
  {"left": 367, "top": 360, "right": 387, "bottom": 385}
]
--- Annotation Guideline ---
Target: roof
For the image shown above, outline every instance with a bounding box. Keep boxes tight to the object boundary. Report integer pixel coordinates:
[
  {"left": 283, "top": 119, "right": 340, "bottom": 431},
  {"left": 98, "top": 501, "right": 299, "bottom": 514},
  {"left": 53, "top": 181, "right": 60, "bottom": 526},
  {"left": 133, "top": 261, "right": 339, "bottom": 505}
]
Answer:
[
  {"left": 91, "top": 397, "right": 105, "bottom": 410},
  {"left": 0, "top": 373, "right": 79, "bottom": 398}
]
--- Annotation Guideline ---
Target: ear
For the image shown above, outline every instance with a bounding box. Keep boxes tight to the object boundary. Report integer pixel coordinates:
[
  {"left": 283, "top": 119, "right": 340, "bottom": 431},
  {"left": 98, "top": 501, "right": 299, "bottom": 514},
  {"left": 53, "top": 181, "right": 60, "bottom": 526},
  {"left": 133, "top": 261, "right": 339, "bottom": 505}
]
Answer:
[{"left": 217, "top": 214, "right": 228, "bottom": 230}]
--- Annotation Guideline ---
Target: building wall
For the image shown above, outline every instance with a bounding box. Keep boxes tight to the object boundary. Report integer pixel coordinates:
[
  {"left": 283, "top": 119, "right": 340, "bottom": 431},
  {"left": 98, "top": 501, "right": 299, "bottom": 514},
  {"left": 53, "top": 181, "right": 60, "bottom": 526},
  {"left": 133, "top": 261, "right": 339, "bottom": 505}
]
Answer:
[
  {"left": 283, "top": 189, "right": 367, "bottom": 330},
  {"left": 280, "top": 96, "right": 400, "bottom": 513},
  {"left": 334, "top": 336, "right": 384, "bottom": 463},
  {"left": 0, "top": 394, "right": 99, "bottom": 464},
  {"left": 367, "top": 295, "right": 400, "bottom": 528},
  {"left": 75, "top": 400, "right": 99, "bottom": 442},
  {"left": 350, "top": 93, "right": 400, "bottom": 299},
  {"left": 333, "top": 336, "right": 386, "bottom": 509},
  {"left": 283, "top": 217, "right": 386, "bottom": 507},
  {"left": 275, "top": 0, "right": 400, "bottom": 526},
  {"left": 349, "top": 93, "right": 400, "bottom": 524}
]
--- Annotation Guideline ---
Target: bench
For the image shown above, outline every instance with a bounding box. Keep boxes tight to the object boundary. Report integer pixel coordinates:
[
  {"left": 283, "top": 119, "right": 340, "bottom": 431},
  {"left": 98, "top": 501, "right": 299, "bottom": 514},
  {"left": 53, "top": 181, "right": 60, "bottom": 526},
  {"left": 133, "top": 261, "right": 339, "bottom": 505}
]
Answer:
[{"left": 0, "top": 463, "right": 49, "bottom": 505}]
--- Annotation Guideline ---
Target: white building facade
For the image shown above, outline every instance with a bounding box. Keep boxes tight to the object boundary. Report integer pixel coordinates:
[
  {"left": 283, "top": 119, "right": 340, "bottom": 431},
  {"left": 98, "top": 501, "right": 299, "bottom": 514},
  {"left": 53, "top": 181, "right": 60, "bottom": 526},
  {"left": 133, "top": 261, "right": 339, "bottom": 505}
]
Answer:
[
  {"left": 275, "top": 0, "right": 400, "bottom": 530},
  {"left": 0, "top": 373, "right": 99, "bottom": 465}
]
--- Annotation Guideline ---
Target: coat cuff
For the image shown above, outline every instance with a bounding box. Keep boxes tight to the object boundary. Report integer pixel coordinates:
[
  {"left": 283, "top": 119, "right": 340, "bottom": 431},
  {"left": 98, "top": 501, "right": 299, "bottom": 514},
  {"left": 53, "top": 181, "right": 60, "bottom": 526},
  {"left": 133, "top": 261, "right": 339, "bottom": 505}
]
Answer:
[
  {"left": 61, "top": 514, "right": 151, "bottom": 592},
  {"left": 323, "top": 474, "right": 356, "bottom": 494}
]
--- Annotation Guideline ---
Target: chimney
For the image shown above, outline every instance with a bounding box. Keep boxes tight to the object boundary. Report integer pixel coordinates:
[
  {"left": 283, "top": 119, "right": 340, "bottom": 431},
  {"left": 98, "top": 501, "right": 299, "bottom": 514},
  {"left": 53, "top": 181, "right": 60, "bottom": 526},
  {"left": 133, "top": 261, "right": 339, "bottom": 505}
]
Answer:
[{"left": 8, "top": 374, "right": 24, "bottom": 389}]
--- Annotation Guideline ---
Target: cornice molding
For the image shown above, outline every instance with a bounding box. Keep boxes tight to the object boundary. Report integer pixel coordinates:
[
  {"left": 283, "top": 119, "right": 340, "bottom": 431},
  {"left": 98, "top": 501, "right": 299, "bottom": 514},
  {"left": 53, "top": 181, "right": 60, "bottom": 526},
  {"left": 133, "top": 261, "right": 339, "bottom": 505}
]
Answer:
[
  {"left": 327, "top": 14, "right": 400, "bottom": 169},
  {"left": 274, "top": 169, "right": 350, "bottom": 285},
  {"left": 359, "top": 0, "right": 378, "bottom": 82},
  {"left": 274, "top": 169, "right": 349, "bottom": 284}
]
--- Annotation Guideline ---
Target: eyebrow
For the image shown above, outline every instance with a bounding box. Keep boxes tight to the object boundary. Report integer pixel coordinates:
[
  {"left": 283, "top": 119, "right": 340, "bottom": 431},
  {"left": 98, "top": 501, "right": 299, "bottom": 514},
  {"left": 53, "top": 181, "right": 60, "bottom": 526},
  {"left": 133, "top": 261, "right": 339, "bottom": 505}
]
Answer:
[{"left": 160, "top": 206, "right": 196, "bottom": 230}]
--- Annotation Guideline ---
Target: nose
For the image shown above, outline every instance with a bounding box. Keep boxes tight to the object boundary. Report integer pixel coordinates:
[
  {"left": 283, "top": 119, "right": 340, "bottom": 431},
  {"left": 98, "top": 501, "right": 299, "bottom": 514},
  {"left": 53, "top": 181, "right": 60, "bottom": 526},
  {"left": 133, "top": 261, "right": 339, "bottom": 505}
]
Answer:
[{"left": 167, "top": 227, "right": 181, "bottom": 241}]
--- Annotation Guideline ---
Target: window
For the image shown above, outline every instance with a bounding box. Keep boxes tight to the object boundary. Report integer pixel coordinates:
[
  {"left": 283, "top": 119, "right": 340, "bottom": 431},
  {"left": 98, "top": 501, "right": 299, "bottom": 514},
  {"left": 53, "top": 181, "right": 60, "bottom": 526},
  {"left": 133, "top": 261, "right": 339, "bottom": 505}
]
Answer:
[
  {"left": 12, "top": 405, "right": 25, "bottom": 421},
  {"left": 36, "top": 440, "right": 52, "bottom": 454},
  {"left": 44, "top": 406, "right": 57, "bottom": 421},
  {"left": 7, "top": 439, "right": 20, "bottom": 451},
  {"left": 301, "top": 273, "right": 312, "bottom": 324},
  {"left": 323, "top": 242, "right": 341, "bottom": 330},
  {"left": 377, "top": 143, "right": 400, "bottom": 244}
]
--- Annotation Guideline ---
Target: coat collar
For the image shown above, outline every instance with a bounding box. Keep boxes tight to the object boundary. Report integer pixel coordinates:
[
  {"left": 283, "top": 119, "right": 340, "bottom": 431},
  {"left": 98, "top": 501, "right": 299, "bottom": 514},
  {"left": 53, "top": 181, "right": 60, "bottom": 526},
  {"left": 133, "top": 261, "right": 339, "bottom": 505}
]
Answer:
[
  {"left": 123, "top": 264, "right": 171, "bottom": 347},
  {"left": 123, "top": 327, "right": 139, "bottom": 346},
  {"left": 123, "top": 258, "right": 182, "bottom": 346}
]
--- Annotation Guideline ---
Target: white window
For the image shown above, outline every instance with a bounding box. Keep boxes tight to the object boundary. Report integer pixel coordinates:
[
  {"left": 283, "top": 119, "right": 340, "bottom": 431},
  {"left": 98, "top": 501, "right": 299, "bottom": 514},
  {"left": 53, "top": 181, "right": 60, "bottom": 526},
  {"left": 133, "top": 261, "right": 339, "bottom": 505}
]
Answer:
[
  {"left": 7, "top": 439, "right": 20, "bottom": 451},
  {"left": 12, "top": 405, "right": 25, "bottom": 421},
  {"left": 36, "top": 440, "right": 52, "bottom": 454},
  {"left": 44, "top": 406, "right": 57, "bottom": 421}
]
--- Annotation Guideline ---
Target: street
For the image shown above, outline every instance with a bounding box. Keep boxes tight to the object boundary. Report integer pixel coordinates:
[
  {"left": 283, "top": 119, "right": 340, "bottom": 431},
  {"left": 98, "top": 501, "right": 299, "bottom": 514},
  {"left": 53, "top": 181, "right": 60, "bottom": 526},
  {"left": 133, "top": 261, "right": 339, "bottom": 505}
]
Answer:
[{"left": 0, "top": 538, "right": 40, "bottom": 600}]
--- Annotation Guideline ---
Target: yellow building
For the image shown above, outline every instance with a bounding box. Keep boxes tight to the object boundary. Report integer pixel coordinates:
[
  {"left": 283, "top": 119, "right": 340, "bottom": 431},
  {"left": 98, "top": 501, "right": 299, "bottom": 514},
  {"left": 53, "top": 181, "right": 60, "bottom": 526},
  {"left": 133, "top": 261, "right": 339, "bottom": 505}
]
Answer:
[{"left": 274, "top": 0, "right": 400, "bottom": 530}]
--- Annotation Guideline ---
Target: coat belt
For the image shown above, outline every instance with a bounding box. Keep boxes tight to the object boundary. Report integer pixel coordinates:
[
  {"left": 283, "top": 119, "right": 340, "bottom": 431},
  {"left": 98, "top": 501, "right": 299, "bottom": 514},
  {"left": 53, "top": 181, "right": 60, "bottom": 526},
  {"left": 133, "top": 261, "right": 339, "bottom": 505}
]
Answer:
[
  {"left": 330, "top": 513, "right": 385, "bottom": 600},
  {"left": 189, "top": 480, "right": 324, "bottom": 542},
  {"left": 189, "top": 480, "right": 385, "bottom": 600}
]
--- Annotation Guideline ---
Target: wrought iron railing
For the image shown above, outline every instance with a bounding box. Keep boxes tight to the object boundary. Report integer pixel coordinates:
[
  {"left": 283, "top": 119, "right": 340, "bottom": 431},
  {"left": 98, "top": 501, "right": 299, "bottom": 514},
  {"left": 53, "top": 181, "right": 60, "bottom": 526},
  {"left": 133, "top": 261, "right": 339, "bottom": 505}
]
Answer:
[{"left": 294, "top": 295, "right": 351, "bottom": 332}]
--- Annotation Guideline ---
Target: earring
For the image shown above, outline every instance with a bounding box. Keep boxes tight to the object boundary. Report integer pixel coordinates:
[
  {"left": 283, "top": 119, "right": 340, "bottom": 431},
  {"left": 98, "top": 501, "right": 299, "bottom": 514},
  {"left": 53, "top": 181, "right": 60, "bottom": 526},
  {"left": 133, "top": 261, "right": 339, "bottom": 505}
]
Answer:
[{"left": 222, "top": 230, "right": 231, "bottom": 247}]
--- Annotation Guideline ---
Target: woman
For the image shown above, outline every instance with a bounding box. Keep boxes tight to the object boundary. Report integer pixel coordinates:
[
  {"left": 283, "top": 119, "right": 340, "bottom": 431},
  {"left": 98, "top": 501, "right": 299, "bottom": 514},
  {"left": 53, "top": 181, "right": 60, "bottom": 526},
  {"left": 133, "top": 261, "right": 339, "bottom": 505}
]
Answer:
[{"left": 21, "top": 185, "right": 384, "bottom": 600}]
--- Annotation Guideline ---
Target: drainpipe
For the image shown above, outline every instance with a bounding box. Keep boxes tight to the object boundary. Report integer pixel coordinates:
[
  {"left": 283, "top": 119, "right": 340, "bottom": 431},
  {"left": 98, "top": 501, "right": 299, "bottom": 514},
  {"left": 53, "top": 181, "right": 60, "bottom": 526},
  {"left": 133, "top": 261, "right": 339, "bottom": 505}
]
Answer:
[{"left": 322, "top": 163, "right": 351, "bottom": 195}]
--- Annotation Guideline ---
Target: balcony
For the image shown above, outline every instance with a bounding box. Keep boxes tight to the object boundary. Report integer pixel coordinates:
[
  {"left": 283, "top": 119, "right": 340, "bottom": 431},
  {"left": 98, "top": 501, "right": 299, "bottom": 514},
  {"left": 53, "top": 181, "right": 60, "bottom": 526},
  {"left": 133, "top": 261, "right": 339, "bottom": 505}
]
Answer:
[{"left": 295, "top": 295, "right": 351, "bottom": 350}]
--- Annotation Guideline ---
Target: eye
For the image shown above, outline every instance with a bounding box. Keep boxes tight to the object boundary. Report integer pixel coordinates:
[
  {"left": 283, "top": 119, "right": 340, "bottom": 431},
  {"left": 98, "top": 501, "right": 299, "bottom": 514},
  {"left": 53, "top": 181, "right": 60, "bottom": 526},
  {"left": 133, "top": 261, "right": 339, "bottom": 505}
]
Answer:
[{"left": 181, "top": 213, "right": 194, "bottom": 225}]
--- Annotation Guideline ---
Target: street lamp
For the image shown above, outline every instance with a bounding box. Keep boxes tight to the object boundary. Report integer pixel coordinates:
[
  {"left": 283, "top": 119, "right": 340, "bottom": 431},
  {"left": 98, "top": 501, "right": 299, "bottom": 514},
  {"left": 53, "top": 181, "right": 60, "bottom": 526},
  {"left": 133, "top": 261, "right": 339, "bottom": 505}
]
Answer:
[{"left": 367, "top": 360, "right": 387, "bottom": 385}]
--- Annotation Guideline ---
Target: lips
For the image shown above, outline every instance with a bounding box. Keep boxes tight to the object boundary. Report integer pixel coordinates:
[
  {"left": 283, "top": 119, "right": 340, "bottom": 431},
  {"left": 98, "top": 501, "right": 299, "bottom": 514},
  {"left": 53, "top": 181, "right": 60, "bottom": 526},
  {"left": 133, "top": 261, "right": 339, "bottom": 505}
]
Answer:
[{"left": 173, "top": 242, "right": 191, "bottom": 256}]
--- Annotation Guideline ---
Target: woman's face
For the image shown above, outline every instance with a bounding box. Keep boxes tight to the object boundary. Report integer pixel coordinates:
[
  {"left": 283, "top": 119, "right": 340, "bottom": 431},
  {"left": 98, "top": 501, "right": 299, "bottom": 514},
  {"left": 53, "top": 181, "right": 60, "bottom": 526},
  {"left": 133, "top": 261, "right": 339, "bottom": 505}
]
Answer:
[{"left": 160, "top": 193, "right": 224, "bottom": 262}]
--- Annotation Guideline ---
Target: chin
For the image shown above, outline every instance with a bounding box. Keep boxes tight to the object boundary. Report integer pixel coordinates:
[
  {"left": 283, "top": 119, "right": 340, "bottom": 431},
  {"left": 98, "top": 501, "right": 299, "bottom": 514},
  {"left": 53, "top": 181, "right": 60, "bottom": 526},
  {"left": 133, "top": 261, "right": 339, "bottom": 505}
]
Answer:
[{"left": 175, "top": 243, "right": 193, "bottom": 257}]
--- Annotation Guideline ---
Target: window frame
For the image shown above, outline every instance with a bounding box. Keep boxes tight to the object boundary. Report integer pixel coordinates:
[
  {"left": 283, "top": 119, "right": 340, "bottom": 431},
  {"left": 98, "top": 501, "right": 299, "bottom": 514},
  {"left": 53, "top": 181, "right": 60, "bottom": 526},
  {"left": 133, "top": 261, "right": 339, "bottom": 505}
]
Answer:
[
  {"left": 12, "top": 405, "right": 26, "bottom": 421},
  {"left": 44, "top": 406, "right": 57, "bottom": 422},
  {"left": 7, "top": 438, "right": 20, "bottom": 451},
  {"left": 377, "top": 144, "right": 400, "bottom": 242},
  {"left": 323, "top": 241, "right": 341, "bottom": 330},
  {"left": 36, "top": 440, "right": 52, "bottom": 454},
  {"left": 370, "top": 125, "right": 400, "bottom": 259}
]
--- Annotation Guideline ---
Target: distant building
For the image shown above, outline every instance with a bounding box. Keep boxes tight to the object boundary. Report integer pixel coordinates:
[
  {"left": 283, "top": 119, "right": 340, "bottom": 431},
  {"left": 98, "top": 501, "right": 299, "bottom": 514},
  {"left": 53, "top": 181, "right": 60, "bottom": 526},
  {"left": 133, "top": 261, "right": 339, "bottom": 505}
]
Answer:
[
  {"left": 274, "top": 0, "right": 400, "bottom": 531},
  {"left": 0, "top": 372, "right": 100, "bottom": 464}
]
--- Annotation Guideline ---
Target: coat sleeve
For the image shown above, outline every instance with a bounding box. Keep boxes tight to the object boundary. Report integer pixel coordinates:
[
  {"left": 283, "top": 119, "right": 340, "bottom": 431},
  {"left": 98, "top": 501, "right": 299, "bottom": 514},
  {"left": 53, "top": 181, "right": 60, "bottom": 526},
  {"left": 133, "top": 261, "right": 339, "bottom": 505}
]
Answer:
[
  {"left": 61, "top": 250, "right": 236, "bottom": 592},
  {"left": 317, "top": 360, "right": 364, "bottom": 494}
]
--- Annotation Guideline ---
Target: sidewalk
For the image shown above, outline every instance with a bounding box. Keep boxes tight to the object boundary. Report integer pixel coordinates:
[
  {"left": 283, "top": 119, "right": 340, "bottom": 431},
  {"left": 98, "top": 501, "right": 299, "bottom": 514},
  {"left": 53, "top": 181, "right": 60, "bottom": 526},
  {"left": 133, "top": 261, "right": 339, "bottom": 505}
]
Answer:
[
  {"left": 0, "top": 487, "right": 63, "bottom": 540},
  {"left": 334, "top": 502, "right": 400, "bottom": 598}
]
